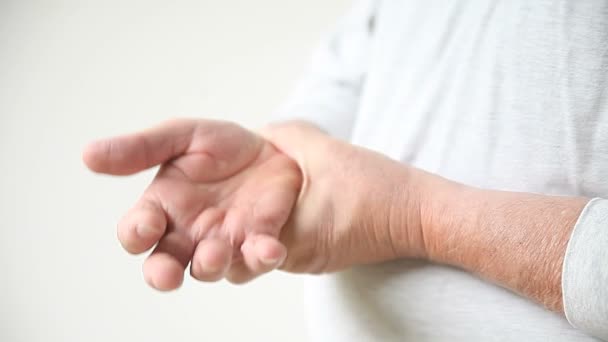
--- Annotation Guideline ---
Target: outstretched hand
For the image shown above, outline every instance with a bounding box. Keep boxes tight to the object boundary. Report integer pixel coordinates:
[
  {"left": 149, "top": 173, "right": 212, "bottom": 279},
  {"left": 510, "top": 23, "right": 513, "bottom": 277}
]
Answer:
[
  {"left": 83, "top": 119, "right": 302, "bottom": 289},
  {"left": 84, "top": 119, "right": 426, "bottom": 291}
]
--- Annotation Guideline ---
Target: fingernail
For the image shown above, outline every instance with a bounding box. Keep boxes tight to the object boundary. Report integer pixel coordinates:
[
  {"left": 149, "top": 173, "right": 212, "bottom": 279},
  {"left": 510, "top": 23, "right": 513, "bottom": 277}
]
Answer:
[
  {"left": 136, "top": 225, "right": 158, "bottom": 239},
  {"left": 260, "top": 256, "right": 278, "bottom": 265},
  {"left": 260, "top": 254, "right": 284, "bottom": 266},
  {"left": 202, "top": 262, "right": 222, "bottom": 274}
]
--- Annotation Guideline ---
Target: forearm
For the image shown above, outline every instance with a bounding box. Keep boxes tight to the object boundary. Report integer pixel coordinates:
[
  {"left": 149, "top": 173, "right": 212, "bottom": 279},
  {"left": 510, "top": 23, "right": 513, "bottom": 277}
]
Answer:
[
  {"left": 406, "top": 170, "right": 588, "bottom": 312},
  {"left": 269, "top": 122, "right": 589, "bottom": 313}
]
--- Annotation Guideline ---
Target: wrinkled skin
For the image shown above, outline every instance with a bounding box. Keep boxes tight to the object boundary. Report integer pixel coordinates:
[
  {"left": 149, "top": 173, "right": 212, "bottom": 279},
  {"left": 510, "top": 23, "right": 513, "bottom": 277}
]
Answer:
[{"left": 83, "top": 119, "right": 424, "bottom": 290}]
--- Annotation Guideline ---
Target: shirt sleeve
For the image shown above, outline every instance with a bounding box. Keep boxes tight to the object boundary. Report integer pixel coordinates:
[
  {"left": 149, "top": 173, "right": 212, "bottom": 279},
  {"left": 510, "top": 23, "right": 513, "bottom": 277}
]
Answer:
[
  {"left": 562, "top": 197, "right": 608, "bottom": 341},
  {"left": 272, "top": 0, "right": 377, "bottom": 141}
]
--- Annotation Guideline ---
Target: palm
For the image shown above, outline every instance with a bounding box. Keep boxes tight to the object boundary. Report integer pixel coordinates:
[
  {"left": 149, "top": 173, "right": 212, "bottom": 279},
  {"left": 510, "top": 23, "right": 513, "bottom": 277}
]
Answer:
[
  {"left": 84, "top": 120, "right": 302, "bottom": 289},
  {"left": 157, "top": 144, "right": 298, "bottom": 248}
]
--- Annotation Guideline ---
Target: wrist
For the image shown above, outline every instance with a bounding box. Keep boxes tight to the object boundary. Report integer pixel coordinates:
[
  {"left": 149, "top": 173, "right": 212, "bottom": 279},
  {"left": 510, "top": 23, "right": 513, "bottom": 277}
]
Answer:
[
  {"left": 415, "top": 171, "right": 480, "bottom": 264},
  {"left": 382, "top": 165, "right": 458, "bottom": 261}
]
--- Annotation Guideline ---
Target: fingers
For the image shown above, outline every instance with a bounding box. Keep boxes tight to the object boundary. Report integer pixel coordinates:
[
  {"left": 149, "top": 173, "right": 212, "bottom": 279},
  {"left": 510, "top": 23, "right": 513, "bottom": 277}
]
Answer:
[
  {"left": 190, "top": 238, "right": 232, "bottom": 282},
  {"left": 82, "top": 119, "right": 195, "bottom": 175},
  {"left": 117, "top": 198, "right": 167, "bottom": 254},
  {"left": 136, "top": 223, "right": 286, "bottom": 287},
  {"left": 143, "top": 231, "right": 195, "bottom": 291},
  {"left": 143, "top": 234, "right": 286, "bottom": 288},
  {"left": 225, "top": 234, "right": 287, "bottom": 284}
]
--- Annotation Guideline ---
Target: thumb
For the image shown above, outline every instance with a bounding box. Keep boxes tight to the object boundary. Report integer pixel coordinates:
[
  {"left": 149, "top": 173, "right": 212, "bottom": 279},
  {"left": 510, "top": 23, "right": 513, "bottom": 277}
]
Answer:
[{"left": 82, "top": 119, "right": 195, "bottom": 175}]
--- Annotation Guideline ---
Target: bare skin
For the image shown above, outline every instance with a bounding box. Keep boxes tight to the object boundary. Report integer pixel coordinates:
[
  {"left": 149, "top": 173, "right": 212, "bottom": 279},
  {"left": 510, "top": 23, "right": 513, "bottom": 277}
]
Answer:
[
  {"left": 83, "top": 118, "right": 587, "bottom": 314},
  {"left": 82, "top": 119, "right": 425, "bottom": 288}
]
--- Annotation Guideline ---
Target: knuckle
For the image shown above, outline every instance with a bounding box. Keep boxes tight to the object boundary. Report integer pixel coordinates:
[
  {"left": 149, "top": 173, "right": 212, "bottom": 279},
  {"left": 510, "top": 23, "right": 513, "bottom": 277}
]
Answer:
[
  {"left": 225, "top": 266, "right": 255, "bottom": 285},
  {"left": 116, "top": 222, "right": 147, "bottom": 255},
  {"left": 226, "top": 275, "right": 251, "bottom": 285},
  {"left": 190, "top": 266, "right": 222, "bottom": 283}
]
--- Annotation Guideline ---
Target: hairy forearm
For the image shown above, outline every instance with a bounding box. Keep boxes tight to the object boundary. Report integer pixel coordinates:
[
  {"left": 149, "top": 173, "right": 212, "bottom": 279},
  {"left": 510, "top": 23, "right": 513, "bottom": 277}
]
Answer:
[
  {"left": 269, "top": 121, "right": 589, "bottom": 312},
  {"left": 406, "top": 170, "right": 588, "bottom": 312}
]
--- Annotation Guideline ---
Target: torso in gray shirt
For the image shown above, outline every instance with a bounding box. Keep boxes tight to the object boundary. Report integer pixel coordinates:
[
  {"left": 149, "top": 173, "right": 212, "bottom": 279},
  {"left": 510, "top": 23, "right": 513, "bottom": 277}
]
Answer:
[{"left": 297, "top": 1, "right": 608, "bottom": 341}]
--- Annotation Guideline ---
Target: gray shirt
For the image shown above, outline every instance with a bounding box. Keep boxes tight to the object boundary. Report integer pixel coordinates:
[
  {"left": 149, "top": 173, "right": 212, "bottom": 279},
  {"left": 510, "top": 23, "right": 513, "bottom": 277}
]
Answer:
[{"left": 277, "top": 0, "right": 608, "bottom": 341}]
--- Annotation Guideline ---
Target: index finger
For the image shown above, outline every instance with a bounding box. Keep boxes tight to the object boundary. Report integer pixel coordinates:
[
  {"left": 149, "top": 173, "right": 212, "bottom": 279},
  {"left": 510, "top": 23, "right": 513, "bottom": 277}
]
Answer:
[{"left": 82, "top": 118, "right": 196, "bottom": 175}]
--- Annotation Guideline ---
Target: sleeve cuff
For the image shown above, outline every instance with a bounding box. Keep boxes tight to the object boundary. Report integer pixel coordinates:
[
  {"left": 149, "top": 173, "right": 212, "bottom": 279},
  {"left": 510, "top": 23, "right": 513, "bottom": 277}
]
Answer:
[{"left": 562, "top": 197, "right": 608, "bottom": 340}]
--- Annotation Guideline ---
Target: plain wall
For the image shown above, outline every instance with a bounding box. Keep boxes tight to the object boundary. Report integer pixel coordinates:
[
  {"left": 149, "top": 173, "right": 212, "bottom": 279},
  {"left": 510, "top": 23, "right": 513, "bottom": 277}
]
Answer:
[{"left": 0, "top": 1, "right": 350, "bottom": 341}]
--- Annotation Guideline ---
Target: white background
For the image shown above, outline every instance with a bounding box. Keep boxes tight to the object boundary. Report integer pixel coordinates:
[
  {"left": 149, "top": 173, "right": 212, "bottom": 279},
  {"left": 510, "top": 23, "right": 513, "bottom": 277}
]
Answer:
[{"left": 0, "top": 1, "right": 349, "bottom": 341}]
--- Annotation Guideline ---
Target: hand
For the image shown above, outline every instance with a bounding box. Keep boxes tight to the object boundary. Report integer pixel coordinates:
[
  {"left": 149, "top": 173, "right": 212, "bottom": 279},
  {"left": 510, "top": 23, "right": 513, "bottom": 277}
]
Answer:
[
  {"left": 261, "top": 121, "right": 428, "bottom": 272},
  {"left": 83, "top": 119, "right": 426, "bottom": 290},
  {"left": 83, "top": 119, "right": 301, "bottom": 289}
]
